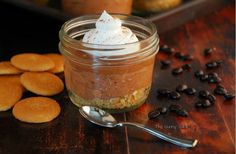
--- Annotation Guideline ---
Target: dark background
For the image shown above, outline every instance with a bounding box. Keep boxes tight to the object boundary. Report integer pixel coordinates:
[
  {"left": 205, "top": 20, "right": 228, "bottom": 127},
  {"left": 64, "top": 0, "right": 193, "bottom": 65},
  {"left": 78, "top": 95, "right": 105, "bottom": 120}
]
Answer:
[{"left": 0, "top": 2, "right": 63, "bottom": 60}]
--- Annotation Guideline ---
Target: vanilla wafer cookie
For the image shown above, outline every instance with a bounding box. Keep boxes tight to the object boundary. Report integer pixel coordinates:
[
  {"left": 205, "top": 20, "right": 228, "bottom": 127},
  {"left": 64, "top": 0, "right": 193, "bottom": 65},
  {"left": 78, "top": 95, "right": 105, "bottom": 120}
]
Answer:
[
  {"left": 0, "top": 82, "right": 23, "bottom": 111},
  {"left": 20, "top": 72, "right": 64, "bottom": 96},
  {"left": 0, "top": 61, "right": 23, "bottom": 75},
  {"left": 11, "top": 53, "right": 55, "bottom": 71},
  {"left": 12, "top": 97, "right": 61, "bottom": 123},
  {"left": 45, "top": 53, "right": 64, "bottom": 73}
]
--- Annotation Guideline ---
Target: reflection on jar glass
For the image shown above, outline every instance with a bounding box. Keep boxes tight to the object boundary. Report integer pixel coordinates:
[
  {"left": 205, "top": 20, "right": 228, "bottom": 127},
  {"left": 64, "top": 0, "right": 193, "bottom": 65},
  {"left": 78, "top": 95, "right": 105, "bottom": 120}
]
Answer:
[
  {"left": 59, "top": 14, "right": 159, "bottom": 113},
  {"left": 62, "top": 0, "right": 133, "bottom": 16}
]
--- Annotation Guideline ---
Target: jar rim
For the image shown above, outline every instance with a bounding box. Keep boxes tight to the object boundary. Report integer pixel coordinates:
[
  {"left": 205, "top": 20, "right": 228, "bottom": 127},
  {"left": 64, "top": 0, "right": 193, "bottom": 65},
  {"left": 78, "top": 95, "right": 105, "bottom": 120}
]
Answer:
[{"left": 59, "top": 13, "right": 159, "bottom": 48}]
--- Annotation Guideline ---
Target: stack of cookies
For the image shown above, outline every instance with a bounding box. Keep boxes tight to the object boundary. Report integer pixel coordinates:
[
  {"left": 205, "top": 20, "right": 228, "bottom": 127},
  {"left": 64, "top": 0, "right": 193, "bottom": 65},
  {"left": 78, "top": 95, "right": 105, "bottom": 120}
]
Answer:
[{"left": 0, "top": 53, "right": 64, "bottom": 123}]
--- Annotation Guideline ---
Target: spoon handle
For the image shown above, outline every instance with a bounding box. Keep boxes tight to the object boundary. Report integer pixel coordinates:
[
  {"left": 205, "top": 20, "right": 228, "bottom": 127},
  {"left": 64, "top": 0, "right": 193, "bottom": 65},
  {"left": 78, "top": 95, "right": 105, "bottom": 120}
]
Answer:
[{"left": 118, "top": 122, "right": 198, "bottom": 148}]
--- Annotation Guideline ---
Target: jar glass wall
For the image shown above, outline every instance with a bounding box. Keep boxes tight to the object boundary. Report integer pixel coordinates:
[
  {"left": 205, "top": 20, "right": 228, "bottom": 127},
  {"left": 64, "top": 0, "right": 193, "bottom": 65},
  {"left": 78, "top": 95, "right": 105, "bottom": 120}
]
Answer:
[{"left": 59, "top": 14, "right": 159, "bottom": 113}]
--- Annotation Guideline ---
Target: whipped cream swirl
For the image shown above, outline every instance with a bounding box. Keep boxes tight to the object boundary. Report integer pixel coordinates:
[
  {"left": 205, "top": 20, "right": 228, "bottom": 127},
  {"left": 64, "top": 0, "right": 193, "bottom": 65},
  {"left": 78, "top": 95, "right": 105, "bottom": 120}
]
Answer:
[{"left": 82, "top": 11, "right": 139, "bottom": 45}]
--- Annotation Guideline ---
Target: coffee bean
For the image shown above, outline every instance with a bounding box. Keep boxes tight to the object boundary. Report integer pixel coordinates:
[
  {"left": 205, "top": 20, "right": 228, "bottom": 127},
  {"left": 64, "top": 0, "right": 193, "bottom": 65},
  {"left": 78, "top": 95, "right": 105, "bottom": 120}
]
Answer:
[
  {"left": 163, "top": 49, "right": 174, "bottom": 55},
  {"left": 195, "top": 70, "right": 204, "bottom": 78},
  {"left": 214, "top": 86, "right": 227, "bottom": 95},
  {"left": 160, "top": 107, "right": 168, "bottom": 114},
  {"left": 200, "top": 74, "right": 209, "bottom": 82},
  {"left": 148, "top": 109, "right": 161, "bottom": 119},
  {"left": 208, "top": 72, "right": 218, "bottom": 78},
  {"left": 206, "top": 61, "right": 218, "bottom": 69},
  {"left": 207, "top": 94, "right": 216, "bottom": 103},
  {"left": 216, "top": 84, "right": 225, "bottom": 89},
  {"left": 224, "top": 93, "right": 235, "bottom": 100},
  {"left": 185, "top": 88, "right": 197, "bottom": 95},
  {"left": 204, "top": 48, "right": 214, "bottom": 56},
  {"left": 208, "top": 76, "right": 222, "bottom": 84},
  {"left": 182, "top": 54, "right": 194, "bottom": 61},
  {"left": 174, "top": 52, "right": 185, "bottom": 60},
  {"left": 196, "top": 99, "right": 212, "bottom": 108},
  {"left": 169, "top": 104, "right": 182, "bottom": 112},
  {"left": 160, "top": 44, "right": 169, "bottom": 51},
  {"left": 172, "top": 67, "right": 183, "bottom": 75},
  {"left": 202, "top": 99, "right": 212, "bottom": 107},
  {"left": 159, "top": 45, "right": 174, "bottom": 55},
  {"left": 195, "top": 101, "right": 203, "bottom": 108},
  {"left": 176, "top": 109, "right": 189, "bottom": 117},
  {"left": 176, "top": 84, "right": 188, "bottom": 93},
  {"left": 160, "top": 60, "right": 171, "bottom": 67},
  {"left": 206, "top": 60, "right": 222, "bottom": 69},
  {"left": 169, "top": 91, "right": 181, "bottom": 100},
  {"left": 157, "top": 89, "right": 172, "bottom": 97},
  {"left": 199, "top": 90, "right": 210, "bottom": 99},
  {"left": 216, "top": 60, "right": 223, "bottom": 65},
  {"left": 182, "top": 64, "right": 192, "bottom": 71}
]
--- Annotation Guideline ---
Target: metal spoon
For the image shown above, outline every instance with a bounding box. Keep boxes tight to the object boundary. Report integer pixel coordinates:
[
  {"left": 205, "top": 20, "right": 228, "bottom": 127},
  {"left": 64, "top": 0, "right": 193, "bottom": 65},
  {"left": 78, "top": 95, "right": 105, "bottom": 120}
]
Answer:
[{"left": 79, "top": 106, "right": 198, "bottom": 148}]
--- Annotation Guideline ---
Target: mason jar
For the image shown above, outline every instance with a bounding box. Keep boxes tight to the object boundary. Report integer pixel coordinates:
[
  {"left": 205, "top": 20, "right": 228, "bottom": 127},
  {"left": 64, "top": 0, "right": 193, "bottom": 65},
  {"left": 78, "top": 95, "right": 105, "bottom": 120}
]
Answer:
[{"left": 59, "top": 14, "right": 159, "bottom": 113}]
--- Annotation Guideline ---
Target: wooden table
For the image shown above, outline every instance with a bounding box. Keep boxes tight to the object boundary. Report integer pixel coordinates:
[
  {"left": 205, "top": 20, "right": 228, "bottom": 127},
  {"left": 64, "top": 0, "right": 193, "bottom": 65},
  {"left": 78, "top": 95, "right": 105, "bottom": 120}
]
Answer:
[{"left": 0, "top": 3, "right": 235, "bottom": 154}]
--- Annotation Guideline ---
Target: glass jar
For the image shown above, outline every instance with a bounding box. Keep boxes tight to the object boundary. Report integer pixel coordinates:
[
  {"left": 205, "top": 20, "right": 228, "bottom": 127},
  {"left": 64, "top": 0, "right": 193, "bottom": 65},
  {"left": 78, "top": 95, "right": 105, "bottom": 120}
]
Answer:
[
  {"left": 61, "top": 0, "right": 133, "bottom": 16},
  {"left": 59, "top": 14, "right": 159, "bottom": 113}
]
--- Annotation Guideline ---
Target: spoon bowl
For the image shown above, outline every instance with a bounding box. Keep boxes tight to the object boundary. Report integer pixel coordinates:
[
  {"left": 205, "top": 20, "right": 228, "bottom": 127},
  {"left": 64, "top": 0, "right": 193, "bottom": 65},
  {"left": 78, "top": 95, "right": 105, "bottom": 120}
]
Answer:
[{"left": 79, "top": 106, "right": 118, "bottom": 128}]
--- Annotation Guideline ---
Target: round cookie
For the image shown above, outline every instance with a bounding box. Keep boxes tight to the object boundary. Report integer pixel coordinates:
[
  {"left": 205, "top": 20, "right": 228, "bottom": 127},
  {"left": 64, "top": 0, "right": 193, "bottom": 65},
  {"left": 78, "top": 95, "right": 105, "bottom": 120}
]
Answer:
[
  {"left": 45, "top": 53, "right": 64, "bottom": 73},
  {"left": 12, "top": 97, "right": 61, "bottom": 123},
  {"left": 0, "top": 75, "right": 21, "bottom": 85},
  {"left": 0, "top": 75, "right": 26, "bottom": 92},
  {"left": 20, "top": 72, "right": 64, "bottom": 96},
  {"left": 0, "top": 61, "right": 23, "bottom": 75},
  {"left": 0, "top": 82, "right": 23, "bottom": 111},
  {"left": 11, "top": 53, "right": 55, "bottom": 72}
]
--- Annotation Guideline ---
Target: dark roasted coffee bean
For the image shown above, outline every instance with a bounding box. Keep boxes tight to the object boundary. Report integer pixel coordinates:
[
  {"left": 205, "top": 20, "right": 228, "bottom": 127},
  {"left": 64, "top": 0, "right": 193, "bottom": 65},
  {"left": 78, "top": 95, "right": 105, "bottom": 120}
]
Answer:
[
  {"left": 160, "top": 44, "right": 168, "bottom": 51},
  {"left": 172, "top": 67, "right": 183, "bottom": 75},
  {"left": 169, "top": 91, "right": 181, "bottom": 100},
  {"left": 206, "top": 61, "right": 219, "bottom": 69},
  {"left": 169, "top": 48, "right": 175, "bottom": 54},
  {"left": 195, "top": 101, "right": 203, "bottom": 108},
  {"left": 159, "top": 45, "right": 174, "bottom": 55},
  {"left": 200, "top": 74, "right": 209, "bottom": 82},
  {"left": 204, "top": 48, "right": 214, "bottom": 56},
  {"left": 207, "top": 94, "right": 216, "bottom": 103},
  {"left": 182, "top": 64, "right": 192, "bottom": 71},
  {"left": 176, "top": 84, "right": 188, "bottom": 93},
  {"left": 160, "top": 60, "right": 171, "bottom": 67},
  {"left": 208, "top": 76, "right": 222, "bottom": 84},
  {"left": 216, "top": 60, "right": 223, "bottom": 65},
  {"left": 174, "top": 52, "right": 185, "bottom": 60},
  {"left": 194, "top": 70, "right": 204, "bottom": 78},
  {"left": 215, "top": 77, "right": 222, "bottom": 83},
  {"left": 208, "top": 72, "right": 218, "bottom": 78},
  {"left": 185, "top": 88, "right": 197, "bottom": 95},
  {"left": 156, "top": 107, "right": 167, "bottom": 114},
  {"left": 169, "top": 104, "right": 182, "bottom": 112},
  {"left": 157, "top": 89, "right": 172, "bottom": 97},
  {"left": 199, "top": 90, "right": 210, "bottom": 99},
  {"left": 182, "top": 54, "right": 194, "bottom": 61},
  {"left": 224, "top": 93, "right": 235, "bottom": 100},
  {"left": 176, "top": 109, "right": 189, "bottom": 117},
  {"left": 148, "top": 110, "right": 161, "bottom": 119},
  {"left": 160, "top": 107, "right": 168, "bottom": 114},
  {"left": 214, "top": 87, "right": 227, "bottom": 95},
  {"left": 216, "top": 84, "right": 225, "bottom": 89},
  {"left": 202, "top": 99, "right": 212, "bottom": 107}
]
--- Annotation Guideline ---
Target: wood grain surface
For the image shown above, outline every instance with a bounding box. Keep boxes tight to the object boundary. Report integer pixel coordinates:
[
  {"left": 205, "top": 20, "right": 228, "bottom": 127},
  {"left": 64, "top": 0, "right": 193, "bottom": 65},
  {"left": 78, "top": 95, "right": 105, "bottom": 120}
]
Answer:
[{"left": 0, "top": 3, "right": 235, "bottom": 154}]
